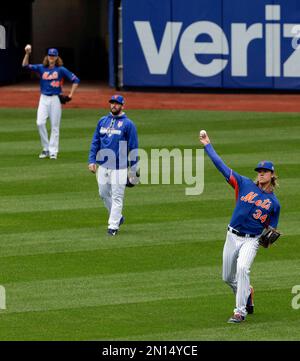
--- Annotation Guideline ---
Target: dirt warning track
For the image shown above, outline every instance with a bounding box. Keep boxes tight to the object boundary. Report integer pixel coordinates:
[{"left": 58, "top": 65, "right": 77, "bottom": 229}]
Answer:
[{"left": 1, "top": 83, "right": 300, "bottom": 112}]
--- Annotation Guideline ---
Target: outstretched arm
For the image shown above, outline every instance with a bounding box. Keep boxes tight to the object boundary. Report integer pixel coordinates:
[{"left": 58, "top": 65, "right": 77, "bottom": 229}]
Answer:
[{"left": 199, "top": 131, "right": 231, "bottom": 181}]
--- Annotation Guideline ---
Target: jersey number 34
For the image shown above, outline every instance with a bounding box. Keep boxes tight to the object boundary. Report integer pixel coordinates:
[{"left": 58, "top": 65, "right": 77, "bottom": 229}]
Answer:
[{"left": 253, "top": 209, "right": 268, "bottom": 223}]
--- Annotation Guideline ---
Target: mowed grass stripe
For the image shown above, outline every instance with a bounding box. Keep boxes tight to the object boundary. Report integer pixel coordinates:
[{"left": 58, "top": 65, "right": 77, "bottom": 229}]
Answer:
[
  {"left": 0, "top": 241, "right": 224, "bottom": 283},
  {"left": 0, "top": 218, "right": 229, "bottom": 258},
  {"left": 0, "top": 293, "right": 298, "bottom": 341},
  {"left": 0, "top": 232, "right": 299, "bottom": 284},
  {"left": 1, "top": 107, "right": 299, "bottom": 130},
  {"left": 0, "top": 232, "right": 298, "bottom": 261},
  {"left": 2, "top": 260, "right": 299, "bottom": 313},
  {"left": 3, "top": 126, "right": 300, "bottom": 148},
  {"left": 121, "top": 318, "right": 300, "bottom": 341},
  {"left": 1, "top": 157, "right": 300, "bottom": 180},
  {"left": 1, "top": 158, "right": 300, "bottom": 197},
  {"left": 1, "top": 177, "right": 300, "bottom": 213},
  {"left": 0, "top": 200, "right": 237, "bottom": 234},
  {"left": 0, "top": 214, "right": 298, "bottom": 259},
  {"left": 0, "top": 286, "right": 299, "bottom": 340}
]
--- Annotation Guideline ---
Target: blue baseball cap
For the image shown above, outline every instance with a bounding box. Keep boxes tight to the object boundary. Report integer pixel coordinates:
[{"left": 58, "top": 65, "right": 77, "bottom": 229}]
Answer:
[
  {"left": 109, "top": 95, "right": 125, "bottom": 105},
  {"left": 48, "top": 48, "right": 59, "bottom": 57},
  {"left": 255, "top": 161, "right": 275, "bottom": 172}
]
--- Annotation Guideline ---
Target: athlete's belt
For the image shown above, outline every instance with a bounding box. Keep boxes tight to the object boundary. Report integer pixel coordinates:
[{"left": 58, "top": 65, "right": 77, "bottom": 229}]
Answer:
[{"left": 228, "top": 226, "right": 257, "bottom": 238}]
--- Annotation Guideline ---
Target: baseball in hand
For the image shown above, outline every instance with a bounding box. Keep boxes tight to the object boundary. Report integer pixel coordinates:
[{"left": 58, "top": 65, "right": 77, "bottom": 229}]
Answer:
[
  {"left": 25, "top": 44, "right": 32, "bottom": 52},
  {"left": 199, "top": 130, "right": 207, "bottom": 137}
]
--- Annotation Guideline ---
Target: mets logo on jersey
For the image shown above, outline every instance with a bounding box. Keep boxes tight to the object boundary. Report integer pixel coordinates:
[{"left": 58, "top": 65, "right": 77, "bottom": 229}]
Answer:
[
  {"left": 117, "top": 121, "right": 123, "bottom": 128},
  {"left": 42, "top": 71, "right": 58, "bottom": 80},
  {"left": 240, "top": 192, "right": 271, "bottom": 210}
]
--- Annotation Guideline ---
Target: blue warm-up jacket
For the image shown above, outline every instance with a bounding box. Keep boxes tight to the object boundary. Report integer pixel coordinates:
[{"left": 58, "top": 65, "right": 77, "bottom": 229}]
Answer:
[{"left": 88, "top": 113, "right": 138, "bottom": 170}]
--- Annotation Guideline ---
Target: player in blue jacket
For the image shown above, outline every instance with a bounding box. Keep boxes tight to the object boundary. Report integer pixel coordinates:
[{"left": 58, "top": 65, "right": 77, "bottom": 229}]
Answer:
[
  {"left": 22, "top": 45, "right": 80, "bottom": 159},
  {"left": 199, "top": 130, "right": 280, "bottom": 323},
  {"left": 88, "top": 95, "right": 139, "bottom": 236}
]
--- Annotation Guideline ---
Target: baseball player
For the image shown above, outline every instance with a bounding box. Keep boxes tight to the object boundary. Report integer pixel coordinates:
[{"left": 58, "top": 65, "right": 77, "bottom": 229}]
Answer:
[
  {"left": 199, "top": 131, "right": 281, "bottom": 323},
  {"left": 22, "top": 45, "right": 80, "bottom": 159},
  {"left": 88, "top": 95, "right": 139, "bottom": 236}
]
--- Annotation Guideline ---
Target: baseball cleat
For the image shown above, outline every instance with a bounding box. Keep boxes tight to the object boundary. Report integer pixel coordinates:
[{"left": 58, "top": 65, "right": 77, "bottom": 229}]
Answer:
[
  {"left": 107, "top": 228, "right": 118, "bottom": 236},
  {"left": 50, "top": 154, "right": 57, "bottom": 160},
  {"left": 227, "top": 313, "right": 245, "bottom": 323},
  {"left": 39, "top": 150, "right": 49, "bottom": 159},
  {"left": 246, "top": 285, "right": 254, "bottom": 314},
  {"left": 119, "top": 216, "right": 125, "bottom": 227}
]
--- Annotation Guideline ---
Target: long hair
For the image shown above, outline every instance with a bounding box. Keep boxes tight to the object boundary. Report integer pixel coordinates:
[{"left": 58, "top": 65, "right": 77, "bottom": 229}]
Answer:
[
  {"left": 255, "top": 172, "right": 279, "bottom": 192},
  {"left": 42, "top": 56, "right": 63, "bottom": 67}
]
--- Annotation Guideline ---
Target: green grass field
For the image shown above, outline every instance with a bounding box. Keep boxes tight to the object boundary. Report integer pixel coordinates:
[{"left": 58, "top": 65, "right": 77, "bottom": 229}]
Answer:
[{"left": 0, "top": 108, "right": 299, "bottom": 340}]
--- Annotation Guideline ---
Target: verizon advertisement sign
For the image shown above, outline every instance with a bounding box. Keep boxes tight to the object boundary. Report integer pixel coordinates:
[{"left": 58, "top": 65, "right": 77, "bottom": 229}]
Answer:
[{"left": 121, "top": 0, "right": 300, "bottom": 89}]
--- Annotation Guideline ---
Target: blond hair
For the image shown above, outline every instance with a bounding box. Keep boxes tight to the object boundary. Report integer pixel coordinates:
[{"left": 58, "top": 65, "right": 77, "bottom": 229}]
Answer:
[
  {"left": 255, "top": 172, "right": 279, "bottom": 192},
  {"left": 42, "top": 56, "right": 63, "bottom": 67}
]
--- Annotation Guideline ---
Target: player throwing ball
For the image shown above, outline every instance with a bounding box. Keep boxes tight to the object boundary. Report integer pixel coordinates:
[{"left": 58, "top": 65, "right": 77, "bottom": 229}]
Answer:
[
  {"left": 22, "top": 45, "right": 80, "bottom": 159},
  {"left": 199, "top": 130, "right": 281, "bottom": 323},
  {"left": 88, "top": 95, "right": 139, "bottom": 236}
]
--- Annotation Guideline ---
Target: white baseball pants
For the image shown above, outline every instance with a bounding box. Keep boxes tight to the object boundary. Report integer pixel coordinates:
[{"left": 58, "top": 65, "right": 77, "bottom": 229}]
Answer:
[
  {"left": 96, "top": 166, "right": 127, "bottom": 230},
  {"left": 222, "top": 229, "right": 260, "bottom": 317},
  {"left": 37, "top": 94, "right": 62, "bottom": 155}
]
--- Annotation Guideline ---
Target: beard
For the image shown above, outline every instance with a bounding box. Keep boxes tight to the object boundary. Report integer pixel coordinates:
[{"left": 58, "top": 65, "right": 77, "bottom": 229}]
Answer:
[{"left": 111, "top": 106, "right": 122, "bottom": 115}]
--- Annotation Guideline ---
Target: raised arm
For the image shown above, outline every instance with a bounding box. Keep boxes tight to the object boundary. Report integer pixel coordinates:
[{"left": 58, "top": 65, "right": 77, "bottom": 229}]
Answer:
[
  {"left": 22, "top": 44, "right": 32, "bottom": 67},
  {"left": 199, "top": 130, "right": 231, "bottom": 181}
]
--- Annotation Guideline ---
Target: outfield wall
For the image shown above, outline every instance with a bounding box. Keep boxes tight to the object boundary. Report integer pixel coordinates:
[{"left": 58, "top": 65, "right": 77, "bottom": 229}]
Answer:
[{"left": 109, "top": 0, "right": 300, "bottom": 90}]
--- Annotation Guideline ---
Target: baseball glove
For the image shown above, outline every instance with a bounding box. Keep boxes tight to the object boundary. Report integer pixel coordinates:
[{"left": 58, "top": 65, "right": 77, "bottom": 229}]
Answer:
[
  {"left": 258, "top": 226, "right": 281, "bottom": 248},
  {"left": 126, "top": 170, "right": 140, "bottom": 188},
  {"left": 58, "top": 94, "right": 71, "bottom": 104}
]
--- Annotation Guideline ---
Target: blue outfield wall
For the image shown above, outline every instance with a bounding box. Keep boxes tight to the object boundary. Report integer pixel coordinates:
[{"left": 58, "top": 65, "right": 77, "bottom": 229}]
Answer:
[
  {"left": 109, "top": 0, "right": 300, "bottom": 89},
  {"left": 108, "top": 0, "right": 116, "bottom": 88}
]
